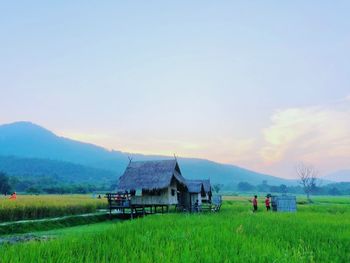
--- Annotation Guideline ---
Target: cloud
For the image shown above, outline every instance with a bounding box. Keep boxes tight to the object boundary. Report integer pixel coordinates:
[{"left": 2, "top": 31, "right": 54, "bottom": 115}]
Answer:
[
  {"left": 54, "top": 96, "right": 350, "bottom": 178},
  {"left": 260, "top": 98, "right": 350, "bottom": 175}
]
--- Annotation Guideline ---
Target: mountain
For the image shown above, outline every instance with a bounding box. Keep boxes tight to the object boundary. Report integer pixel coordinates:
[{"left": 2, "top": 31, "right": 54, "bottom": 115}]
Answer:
[
  {"left": 0, "top": 121, "right": 296, "bottom": 186},
  {"left": 176, "top": 158, "right": 294, "bottom": 186},
  {"left": 323, "top": 170, "right": 350, "bottom": 183},
  {"left": 0, "top": 155, "right": 115, "bottom": 183},
  {"left": 0, "top": 122, "right": 127, "bottom": 172}
]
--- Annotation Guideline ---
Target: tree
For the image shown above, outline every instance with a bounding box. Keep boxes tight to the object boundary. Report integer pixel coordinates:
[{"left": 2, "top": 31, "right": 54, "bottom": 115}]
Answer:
[
  {"left": 212, "top": 184, "right": 223, "bottom": 193},
  {"left": 269, "top": 185, "right": 280, "bottom": 193},
  {"left": 26, "top": 186, "right": 42, "bottom": 194},
  {"left": 257, "top": 180, "right": 270, "bottom": 192},
  {"left": 0, "top": 171, "right": 12, "bottom": 195},
  {"left": 328, "top": 187, "right": 341, "bottom": 196},
  {"left": 279, "top": 184, "right": 288, "bottom": 194},
  {"left": 296, "top": 163, "right": 318, "bottom": 202}
]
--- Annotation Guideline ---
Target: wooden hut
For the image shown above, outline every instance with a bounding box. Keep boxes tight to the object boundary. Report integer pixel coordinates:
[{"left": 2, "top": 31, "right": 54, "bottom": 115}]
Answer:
[
  {"left": 116, "top": 160, "right": 188, "bottom": 212},
  {"left": 106, "top": 159, "right": 221, "bottom": 217},
  {"left": 185, "top": 179, "right": 216, "bottom": 212}
]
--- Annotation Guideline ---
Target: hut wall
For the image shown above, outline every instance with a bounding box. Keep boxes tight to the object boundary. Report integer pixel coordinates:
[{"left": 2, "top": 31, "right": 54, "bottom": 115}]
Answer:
[
  {"left": 190, "top": 193, "right": 202, "bottom": 205},
  {"left": 131, "top": 188, "right": 170, "bottom": 205},
  {"left": 165, "top": 179, "right": 178, "bottom": 205},
  {"left": 130, "top": 181, "right": 180, "bottom": 206}
]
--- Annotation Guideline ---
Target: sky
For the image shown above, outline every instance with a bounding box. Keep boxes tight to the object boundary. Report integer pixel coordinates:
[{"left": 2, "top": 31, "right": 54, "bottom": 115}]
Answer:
[{"left": 1, "top": 1, "right": 350, "bottom": 178}]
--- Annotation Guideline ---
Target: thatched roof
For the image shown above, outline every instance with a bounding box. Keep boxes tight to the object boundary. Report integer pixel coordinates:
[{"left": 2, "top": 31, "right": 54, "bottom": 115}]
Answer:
[
  {"left": 186, "top": 180, "right": 205, "bottom": 194},
  {"left": 186, "top": 179, "right": 211, "bottom": 193},
  {"left": 118, "top": 159, "right": 187, "bottom": 190},
  {"left": 200, "top": 179, "right": 211, "bottom": 193}
]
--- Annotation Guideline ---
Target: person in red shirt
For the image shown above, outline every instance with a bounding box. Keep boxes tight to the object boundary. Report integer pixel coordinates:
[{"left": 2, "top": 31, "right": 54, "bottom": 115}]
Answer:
[
  {"left": 265, "top": 196, "right": 271, "bottom": 211},
  {"left": 9, "top": 192, "right": 17, "bottom": 200},
  {"left": 252, "top": 195, "right": 258, "bottom": 212}
]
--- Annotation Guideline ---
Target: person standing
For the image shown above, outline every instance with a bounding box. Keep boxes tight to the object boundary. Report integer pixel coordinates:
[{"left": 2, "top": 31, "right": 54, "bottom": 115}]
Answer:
[
  {"left": 252, "top": 195, "right": 258, "bottom": 212},
  {"left": 265, "top": 196, "right": 271, "bottom": 211},
  {"left": 9, "top": 192, "right": 17, "bottom": 200}
]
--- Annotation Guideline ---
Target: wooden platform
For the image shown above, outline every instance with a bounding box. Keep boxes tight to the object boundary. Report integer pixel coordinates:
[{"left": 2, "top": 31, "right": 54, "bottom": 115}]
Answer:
[
  {"left": 105, "top": 193, "right": 222, "bottom": 219},
  {"left": 106, "top": 193, "right": 171, "bottom": 219}
]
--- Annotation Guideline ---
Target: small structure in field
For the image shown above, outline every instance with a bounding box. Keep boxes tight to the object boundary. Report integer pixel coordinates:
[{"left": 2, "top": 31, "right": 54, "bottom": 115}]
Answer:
[
  {"left": 193, "top": 179, "right": 212, "bottom": 203},
  {"left": 185, "top": 180, "right": 206, "bottom": 212},
  {"left": 185, "top": 179, "right": 213, "bottom": 212},
  {"left": 271, "top": 195, "right": 297, "bottom": 212}
]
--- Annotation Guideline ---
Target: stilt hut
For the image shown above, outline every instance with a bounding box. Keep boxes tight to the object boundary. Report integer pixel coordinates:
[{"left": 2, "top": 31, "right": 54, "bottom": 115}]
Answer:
[
  {"left": 106, "top": 159, "right": 220, "bottom": 217},
  {"left": 117, "top": 160, "right": 188, "bottom": 211}
]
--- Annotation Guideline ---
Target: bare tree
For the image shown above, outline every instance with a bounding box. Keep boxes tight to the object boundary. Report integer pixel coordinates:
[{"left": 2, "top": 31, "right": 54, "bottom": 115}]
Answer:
[{"left": 296, "top": 163, "right": 318, "bottom": 202}]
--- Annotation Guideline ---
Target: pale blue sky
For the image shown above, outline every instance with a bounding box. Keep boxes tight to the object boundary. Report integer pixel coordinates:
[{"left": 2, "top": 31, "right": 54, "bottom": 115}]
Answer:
[{"left": 1, "top": 1, "right": 350, "bottom": 178}]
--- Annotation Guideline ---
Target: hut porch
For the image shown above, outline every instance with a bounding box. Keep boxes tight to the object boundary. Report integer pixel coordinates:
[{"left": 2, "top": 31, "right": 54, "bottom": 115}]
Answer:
[{"left": 106, "top": 193, "right": 171, "bottom": 219}]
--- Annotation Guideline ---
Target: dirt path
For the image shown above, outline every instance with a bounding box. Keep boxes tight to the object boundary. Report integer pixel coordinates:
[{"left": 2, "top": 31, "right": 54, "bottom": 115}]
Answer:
[
  {"left": 0, "top": 234, "right": 54, "bottom": 245},
  {"left": 0, "top": 209, "right": 108, "bottom": 226}
]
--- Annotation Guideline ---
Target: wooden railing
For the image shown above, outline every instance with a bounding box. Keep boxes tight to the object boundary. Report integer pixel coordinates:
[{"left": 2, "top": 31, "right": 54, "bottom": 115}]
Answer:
[{"left": 131, "top": 196, "right": 171, "bottom": 205}]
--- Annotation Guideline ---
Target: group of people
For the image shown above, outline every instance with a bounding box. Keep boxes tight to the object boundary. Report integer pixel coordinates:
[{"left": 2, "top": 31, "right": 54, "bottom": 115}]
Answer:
[{"left": 252, "top": 195, "right": 270, "bottom": 212}]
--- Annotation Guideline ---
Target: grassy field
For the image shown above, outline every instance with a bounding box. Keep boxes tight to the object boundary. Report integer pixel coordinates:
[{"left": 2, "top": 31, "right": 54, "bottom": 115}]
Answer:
[
  {"left": 0, "top": 196, "right": 349, "bottom": 262},
  {"left": 0, "top": 195, "right": 107, "bottom": 222}
]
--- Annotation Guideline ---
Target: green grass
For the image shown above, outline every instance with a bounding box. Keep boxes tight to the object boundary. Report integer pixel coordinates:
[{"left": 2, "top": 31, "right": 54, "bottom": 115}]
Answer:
[
  {"left": 36, "top": 220, "right": 117, "bottom": 237},
  {"left": 0, "top": 197, "right": 349, "bottom": 263},
  {"left": 0, "top": 214, "right": 110, "bottom": 236}
]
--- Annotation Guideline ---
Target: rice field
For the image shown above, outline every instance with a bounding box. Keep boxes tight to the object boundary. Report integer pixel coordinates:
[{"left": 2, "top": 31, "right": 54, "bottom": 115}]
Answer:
[
  {"left": 0, "top": 196, "right": 349, "bottom": 263},
  {"left": 0, "top": 195, "right": 107, "bottom": 222}
]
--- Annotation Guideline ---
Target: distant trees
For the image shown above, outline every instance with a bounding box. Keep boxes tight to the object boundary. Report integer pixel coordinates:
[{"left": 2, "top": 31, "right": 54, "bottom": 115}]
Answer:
[
  {"left": 26, "top": 186, "right": 42, "bottom": 194},
  {"left": 296, "top": 163, "right": 318, "bottom": 202},
  {"left": 5, "top": 173, "right": 110, "bottom": 194},
  {"left": 0, "top": 171, "right": 12, "bottom": 194},
  {"left": 257, "top": 180, "right": 269, "bottom": 192},
  {"left": 237, "top": 181, "right": 255, "bottom": 192},
  {"left": 279, "top": 184, "right": 287, "bottom": 194},
  {"left": 234, "top": 177, "right": 348, "bottom": 196},
  {"left": 328, "top": 187, "right": 341, "bottom": 196},
  {"left": 269, "top": 184, "right": 288, "bottom": 194}
]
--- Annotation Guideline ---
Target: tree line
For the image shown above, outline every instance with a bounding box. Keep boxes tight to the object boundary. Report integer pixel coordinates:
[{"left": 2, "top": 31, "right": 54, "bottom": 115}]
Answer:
[
  {"left": 0, "top": 171, "right": 114, "bottom": 194},
  {"left": 235, "top": 180, "right": 350, "bottom": 196}
]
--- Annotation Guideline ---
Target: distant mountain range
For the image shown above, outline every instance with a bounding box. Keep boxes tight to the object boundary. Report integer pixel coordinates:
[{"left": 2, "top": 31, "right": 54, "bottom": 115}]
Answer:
[
  {"left": 0, "top": 155, "right": 115, "bottom": 184},
  {"left": 0, "top": 121, "right": 305, "bottom": 187}
]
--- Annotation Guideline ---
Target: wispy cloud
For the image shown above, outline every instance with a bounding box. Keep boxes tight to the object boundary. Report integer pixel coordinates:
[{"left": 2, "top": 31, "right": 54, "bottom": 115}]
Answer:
[{"left": 260, "top": 97, "right": 350, "bottom": 176}]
